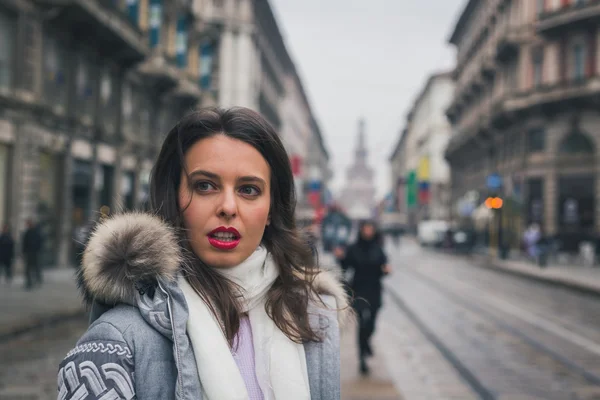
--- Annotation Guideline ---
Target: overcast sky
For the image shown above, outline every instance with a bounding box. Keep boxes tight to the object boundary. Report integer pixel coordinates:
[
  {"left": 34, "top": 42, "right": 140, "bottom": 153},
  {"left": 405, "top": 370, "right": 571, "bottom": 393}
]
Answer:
[{"left": 270, "top": 0, "right": 466, "bottom": 199}]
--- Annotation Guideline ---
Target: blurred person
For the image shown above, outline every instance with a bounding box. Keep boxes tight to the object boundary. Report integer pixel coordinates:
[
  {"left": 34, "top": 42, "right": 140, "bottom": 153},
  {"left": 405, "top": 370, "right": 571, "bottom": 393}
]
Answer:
[
  {"left": 59, "top": 108, "right": 350, "bottom": 400},
  {"left": 22, "top": 219, "right": 43, "bottom": 290},
  {"left": 523, "top": 223, "right": 541, "bottom": 262},
  {"left": 336, "top": 220, "right": 390, "bottom": 375},
  {"left": 0, "top": 224, "right": 15, "bottom": 284}
]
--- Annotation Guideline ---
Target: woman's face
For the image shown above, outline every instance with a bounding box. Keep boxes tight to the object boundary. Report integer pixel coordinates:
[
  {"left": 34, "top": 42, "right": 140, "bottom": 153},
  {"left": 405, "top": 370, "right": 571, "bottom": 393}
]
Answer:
[
  {"left": 178, "top": 135, "right": 272, "bottom": 268},
  {"left": 361, "top": 223, "right": 375, "bottom": 240}
]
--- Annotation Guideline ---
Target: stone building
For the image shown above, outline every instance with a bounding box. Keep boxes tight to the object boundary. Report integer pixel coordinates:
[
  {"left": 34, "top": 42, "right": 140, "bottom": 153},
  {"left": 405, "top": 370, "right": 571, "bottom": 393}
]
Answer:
[
  {"left": 390, "top": 72, "right": 454, "bottom": 230},
  {"left": 0, "top": 0, "right": 329, "bottom": 268},
  {"left": 194, "top": 0, "right": 331, "bottom": 225},
  {"left": 445, "top": 0, "right": 600, "bottom": 251}
]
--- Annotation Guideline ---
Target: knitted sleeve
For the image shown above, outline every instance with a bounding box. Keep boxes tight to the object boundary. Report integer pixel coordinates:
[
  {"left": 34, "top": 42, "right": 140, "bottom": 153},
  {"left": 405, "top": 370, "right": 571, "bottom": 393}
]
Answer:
[{"left": 57, "top": 322, "right": 136, "bottom": 400}]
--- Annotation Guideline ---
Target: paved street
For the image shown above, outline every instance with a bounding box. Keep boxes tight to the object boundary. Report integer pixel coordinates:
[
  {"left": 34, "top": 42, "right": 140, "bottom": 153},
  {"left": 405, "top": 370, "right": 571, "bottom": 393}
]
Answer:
[
  {"left": 0, "top": 316, "right": 88, "bottom": 399},
  {"left": 381, "top": 239, "right": 600, "bottom": 400},
  {"left": 3, "top": 240, "right": 600, "bottom": 399}
]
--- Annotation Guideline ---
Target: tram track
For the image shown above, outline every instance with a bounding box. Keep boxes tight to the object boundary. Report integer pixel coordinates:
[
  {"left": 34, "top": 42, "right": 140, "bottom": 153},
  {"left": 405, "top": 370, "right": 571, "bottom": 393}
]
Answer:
[{"left": 385, "top": 265, "right": 600, "bottom": 399}]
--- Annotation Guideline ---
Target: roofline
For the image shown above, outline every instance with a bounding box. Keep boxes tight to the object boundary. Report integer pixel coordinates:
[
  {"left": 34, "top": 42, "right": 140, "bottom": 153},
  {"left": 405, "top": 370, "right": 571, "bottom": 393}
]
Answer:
[
  {"left": 264, "top": 0, "right": 330, "bottom": 160},
  {"left": 406, "top": 70, "right": 454, "bottom": 122},
  {"left": 389, "top": 70, "right": 454, "bottom": 162},
  {"left": 448, "top": 0, "right": 478, "bottom": 45}
]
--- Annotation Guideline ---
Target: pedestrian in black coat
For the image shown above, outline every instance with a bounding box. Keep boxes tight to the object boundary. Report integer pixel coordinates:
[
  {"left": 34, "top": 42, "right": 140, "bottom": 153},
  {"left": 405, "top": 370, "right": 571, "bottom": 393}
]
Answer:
[
  {"left": 0, "top": 224, "right": 15, "bottom": 284},
  {"left": 22, "top": 220, "right": 43, "bottom": 290},
  {"left": 335, "top": 220, "right": 390, "bottom": 375}
]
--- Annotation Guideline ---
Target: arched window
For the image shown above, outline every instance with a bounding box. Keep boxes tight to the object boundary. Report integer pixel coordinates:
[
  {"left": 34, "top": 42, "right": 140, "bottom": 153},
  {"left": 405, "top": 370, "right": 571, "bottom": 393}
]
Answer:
[{"left": 558, "top": 131, "right": 594, "bottom": 154}]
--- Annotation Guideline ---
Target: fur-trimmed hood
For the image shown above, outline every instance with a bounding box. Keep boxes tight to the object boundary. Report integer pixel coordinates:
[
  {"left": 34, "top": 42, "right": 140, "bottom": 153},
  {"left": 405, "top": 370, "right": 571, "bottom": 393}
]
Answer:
[{"left": 80, "top": 212, "right": 351, "bottom": 326}]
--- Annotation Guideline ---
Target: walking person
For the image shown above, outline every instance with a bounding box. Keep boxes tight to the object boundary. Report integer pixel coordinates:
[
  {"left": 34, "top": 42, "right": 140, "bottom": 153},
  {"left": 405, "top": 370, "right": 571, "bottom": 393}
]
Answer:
[
  {"left": 59, "top": 108, "right": 350, "bottom": 400},
  {"left": 22, "top": 219, "right": 43, "bottom": 290},
  {"left": 335, "top": 220, "right": 390, "bottom": 375},
  {"left": 0, "top": 224, "right": 15, "bottom": 285}
]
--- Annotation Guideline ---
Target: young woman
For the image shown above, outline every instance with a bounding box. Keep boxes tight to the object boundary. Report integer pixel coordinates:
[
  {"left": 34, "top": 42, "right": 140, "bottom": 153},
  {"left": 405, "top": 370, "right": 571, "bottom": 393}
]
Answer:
[
  {"left": 58, "top": 108, "right": 350, "bottom": 400},
  {"left": 335, "top": 220, "right": 390, "bottom": 375}
]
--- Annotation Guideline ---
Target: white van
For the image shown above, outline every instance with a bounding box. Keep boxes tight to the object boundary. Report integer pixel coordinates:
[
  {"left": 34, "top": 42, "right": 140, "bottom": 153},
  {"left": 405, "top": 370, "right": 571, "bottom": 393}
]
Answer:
[{"left": 417, "top": 220, "right": 449, "bottom": 247}]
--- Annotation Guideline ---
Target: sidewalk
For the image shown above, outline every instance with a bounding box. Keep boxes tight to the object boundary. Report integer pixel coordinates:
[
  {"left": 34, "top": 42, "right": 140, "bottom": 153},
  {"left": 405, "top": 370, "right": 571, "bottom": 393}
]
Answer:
[
  {"left": 475, "top": 254, "right": 600, "bottom": 295},
  {"left": 0, "top": 268, "right": 84, "bottom": 340},
  {"left": 341, "top": 324, "right": 402, "bottom": 400}
]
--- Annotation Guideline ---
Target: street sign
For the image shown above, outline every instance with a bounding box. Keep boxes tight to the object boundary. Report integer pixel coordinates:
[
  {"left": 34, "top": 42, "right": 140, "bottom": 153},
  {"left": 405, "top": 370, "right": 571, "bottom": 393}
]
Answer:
[{"left": 487, "top": 173, "right": 503, "bottom": 190}]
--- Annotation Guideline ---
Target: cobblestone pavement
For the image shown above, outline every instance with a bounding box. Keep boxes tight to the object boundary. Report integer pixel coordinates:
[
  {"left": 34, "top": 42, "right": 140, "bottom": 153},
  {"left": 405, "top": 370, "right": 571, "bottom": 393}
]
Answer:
[
  {"left": 0, "top": 315, "right": 88, "bottom": 400},
  {"left": 382, "top": 239, "right": 600, "bottom": 400}
]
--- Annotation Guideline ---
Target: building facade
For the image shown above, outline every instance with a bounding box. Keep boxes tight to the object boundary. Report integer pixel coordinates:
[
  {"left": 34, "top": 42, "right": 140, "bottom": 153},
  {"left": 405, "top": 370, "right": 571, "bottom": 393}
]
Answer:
[
  {"left": 195, "top": 0, "right": 331, "bottom": 225},
  {"left": 390, "top": 72, "right": 454, "bottom": 230},
  {"left": 446, "top": 0, "right": 600, "bottom": 251},
  {"left": 339, "top": 119, "right": 376, "bottom": 220},
  {"left": 0, "top": 0, "right": 205, "bottom": 268},
  {"left": 0, "top": 0, "right": 329, "bottom": 268}
]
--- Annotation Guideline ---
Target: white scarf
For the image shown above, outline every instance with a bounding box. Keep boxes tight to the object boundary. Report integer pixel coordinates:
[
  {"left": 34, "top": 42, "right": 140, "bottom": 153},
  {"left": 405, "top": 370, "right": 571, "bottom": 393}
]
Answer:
[{"left": 178, "top": 246, "right": 311, "bottom": 400}]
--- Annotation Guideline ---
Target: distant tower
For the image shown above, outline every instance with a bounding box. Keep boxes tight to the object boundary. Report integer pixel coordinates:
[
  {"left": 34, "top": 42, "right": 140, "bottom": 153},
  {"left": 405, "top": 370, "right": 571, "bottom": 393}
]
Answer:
[{"left": 339, "top": 119, "right": 376, "bottom": 219}]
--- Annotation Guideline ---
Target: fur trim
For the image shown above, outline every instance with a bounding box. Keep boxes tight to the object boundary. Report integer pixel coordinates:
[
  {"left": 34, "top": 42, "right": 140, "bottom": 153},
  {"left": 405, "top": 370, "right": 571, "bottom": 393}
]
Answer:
[
  {"left": 312, "top": 269, "right": 354, "bottom": 329},
  {"left": 79, "top": 212, "right": 181, "bottom": 305}
]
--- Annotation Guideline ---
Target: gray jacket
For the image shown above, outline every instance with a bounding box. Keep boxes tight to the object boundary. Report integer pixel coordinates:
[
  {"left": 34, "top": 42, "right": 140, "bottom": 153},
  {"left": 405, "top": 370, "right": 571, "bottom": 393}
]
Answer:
[{"left": 58, "top": 213, "right": 351, "bottom": 400}]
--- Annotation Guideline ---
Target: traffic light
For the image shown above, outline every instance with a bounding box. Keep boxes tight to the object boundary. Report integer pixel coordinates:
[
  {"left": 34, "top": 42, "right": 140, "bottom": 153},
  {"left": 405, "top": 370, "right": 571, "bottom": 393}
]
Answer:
[{"left": 485, "top": 196, "right": 503, "bottom": 209}]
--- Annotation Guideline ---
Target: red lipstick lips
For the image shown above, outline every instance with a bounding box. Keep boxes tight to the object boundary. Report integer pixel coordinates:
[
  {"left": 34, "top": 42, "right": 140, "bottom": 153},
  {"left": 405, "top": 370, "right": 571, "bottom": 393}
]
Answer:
[{"left": 207, "top": 227, "right": 241, "bottom": 250}]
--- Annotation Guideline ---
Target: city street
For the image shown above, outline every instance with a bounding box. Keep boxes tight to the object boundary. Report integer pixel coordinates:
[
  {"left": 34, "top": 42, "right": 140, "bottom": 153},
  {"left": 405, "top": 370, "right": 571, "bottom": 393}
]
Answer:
[
  {"left": 2, "top": 240, "right": 600, "bottom": 399},
  {"left": 379, "top": 239, "right": 600, "bottom": 400}
]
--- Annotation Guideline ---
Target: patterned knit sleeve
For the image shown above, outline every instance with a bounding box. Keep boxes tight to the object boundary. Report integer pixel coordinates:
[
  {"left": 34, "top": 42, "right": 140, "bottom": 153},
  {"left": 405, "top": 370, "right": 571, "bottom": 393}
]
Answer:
[{"left": 57, "top": 322, "right": 136, "bottom": 400}]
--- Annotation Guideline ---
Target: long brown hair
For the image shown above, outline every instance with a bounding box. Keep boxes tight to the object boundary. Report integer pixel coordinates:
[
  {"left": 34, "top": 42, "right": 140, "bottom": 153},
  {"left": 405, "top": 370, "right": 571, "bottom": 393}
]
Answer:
[{"left": 150, "top": 107, "right": 322, "bottom": 344}]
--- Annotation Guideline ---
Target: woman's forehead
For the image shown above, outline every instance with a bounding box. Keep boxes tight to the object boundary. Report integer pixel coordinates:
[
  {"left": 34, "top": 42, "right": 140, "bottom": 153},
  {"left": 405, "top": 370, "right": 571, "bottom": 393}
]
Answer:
[{"left": 184, "top": 135, "right": 270, "bottom": 180}]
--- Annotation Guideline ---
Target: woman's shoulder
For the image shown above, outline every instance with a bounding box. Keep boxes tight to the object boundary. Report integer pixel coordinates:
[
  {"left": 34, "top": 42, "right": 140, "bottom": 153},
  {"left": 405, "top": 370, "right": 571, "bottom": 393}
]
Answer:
[{"left": 310, "top": 270, "right": 354, "bottom": 330}]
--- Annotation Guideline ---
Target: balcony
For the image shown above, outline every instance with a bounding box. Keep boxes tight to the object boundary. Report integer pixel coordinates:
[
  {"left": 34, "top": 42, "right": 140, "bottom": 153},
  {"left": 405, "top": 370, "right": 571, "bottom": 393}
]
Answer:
[
  {"left": 504, "top": 77, "right": 600, "bottom": 114},
  {"left": 480, "top": 51, "right": 496, "bottom": 80},
  {"left": 167, "top": 75, "right": 203, "bottom": 105},
  {"left": 33, "top": 0, "right": 147, "bottom": 66},
  {"left": 537, "top": 1, "right": 600, "bottom": 36},
  {"left": 136, "top": 51, "right": 180, "bottom": 92},
  {"left": 495, "top": 26, "right": 527, "bottom": 63}
]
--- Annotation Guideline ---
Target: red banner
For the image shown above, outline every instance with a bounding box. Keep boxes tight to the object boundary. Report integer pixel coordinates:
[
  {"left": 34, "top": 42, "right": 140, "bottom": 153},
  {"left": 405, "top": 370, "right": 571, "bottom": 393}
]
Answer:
[{"left": 290, "top": 155, "right": 302, "bottom": 176}]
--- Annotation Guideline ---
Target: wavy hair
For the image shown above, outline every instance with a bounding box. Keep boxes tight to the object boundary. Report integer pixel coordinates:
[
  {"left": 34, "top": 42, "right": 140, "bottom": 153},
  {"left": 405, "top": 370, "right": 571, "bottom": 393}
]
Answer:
[{"left": 150, "top": 107, "right": 321, "bottom": 344}]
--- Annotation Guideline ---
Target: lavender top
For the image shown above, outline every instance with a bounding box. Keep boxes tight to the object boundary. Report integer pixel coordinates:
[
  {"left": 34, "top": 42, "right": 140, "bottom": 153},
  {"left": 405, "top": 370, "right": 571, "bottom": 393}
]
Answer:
[{"left": 231, "top": 316, "right": 264, "bottom": 400}]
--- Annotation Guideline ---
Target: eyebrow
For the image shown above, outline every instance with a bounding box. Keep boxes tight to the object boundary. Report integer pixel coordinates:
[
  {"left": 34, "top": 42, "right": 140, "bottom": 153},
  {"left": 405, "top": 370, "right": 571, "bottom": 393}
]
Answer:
[{"left": 189, "top": 170, "right": 266, "bottom": 186}]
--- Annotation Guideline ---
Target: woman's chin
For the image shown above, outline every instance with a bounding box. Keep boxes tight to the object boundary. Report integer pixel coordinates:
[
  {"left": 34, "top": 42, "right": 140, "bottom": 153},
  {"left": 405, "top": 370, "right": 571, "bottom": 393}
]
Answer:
[{"left": 199, "top": 248, "right": 251, "bottom": 269}]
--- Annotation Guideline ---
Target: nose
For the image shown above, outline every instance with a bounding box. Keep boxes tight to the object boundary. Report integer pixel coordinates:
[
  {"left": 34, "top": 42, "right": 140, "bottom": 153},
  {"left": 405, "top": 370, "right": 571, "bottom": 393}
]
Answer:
[{"left": 217, "top": 188, "right": 238, "bottom": 219}]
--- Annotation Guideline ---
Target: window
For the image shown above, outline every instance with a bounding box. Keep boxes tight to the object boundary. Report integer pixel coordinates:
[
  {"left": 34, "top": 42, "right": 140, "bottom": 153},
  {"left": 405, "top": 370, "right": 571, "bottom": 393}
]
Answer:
[
  {"left": 99, "top": 66, "right": 119, "bottom": 136},
  {"left": 149, "top": 0, "right": 162, "bottom": 48},
  {"left": 527, "top": 128, "right": 545, "bottom": 153},
  {"left": 507, "top": 60, "right": 518, "bottom": 90},
  {"left": 43, "top": 34, "right": 68, "bottom": 111},
  {"left": 75, "top": 53, "right": 96, "bottom": 121},
  {"left": 527, "top": 178, "right": 544, "bottom": 225},
  {"left": 532, "top": 48, "right": 544, "bottom": 88},
  {"left": 0, "top": 9, "right": 16, "bottom": 90},
  {"left": 559, "top": 131, "right": 594, "bottom": 153},
  {"left": 573, "top": 43, "right": 586, "bottom": 81},
  {"left": 176, "top": 14, "right": 188, "bottom": 68},
  {"left": 122, "top": 82, "right": 135, "bottom": 137}
]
